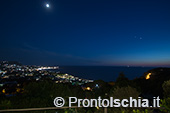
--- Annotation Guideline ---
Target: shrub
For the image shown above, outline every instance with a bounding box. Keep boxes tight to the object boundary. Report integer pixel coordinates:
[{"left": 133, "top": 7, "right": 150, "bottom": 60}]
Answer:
[{"left": 162, "top": 80, "right": 170, "bottom": 98}]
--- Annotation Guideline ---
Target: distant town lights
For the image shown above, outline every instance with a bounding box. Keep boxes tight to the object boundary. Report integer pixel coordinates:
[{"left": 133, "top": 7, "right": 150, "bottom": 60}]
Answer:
[
  {"left": 95, "top": 84, "right": 99, "bottom": 88},
  {"left": 86, "top": 87, "right": 91, "bottom": 91}
]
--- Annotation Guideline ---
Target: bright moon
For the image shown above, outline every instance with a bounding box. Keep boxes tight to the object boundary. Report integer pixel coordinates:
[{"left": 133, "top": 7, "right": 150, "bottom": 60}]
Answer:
[{"left": 46, "top": 4, "right": 50, "bottom": 8}]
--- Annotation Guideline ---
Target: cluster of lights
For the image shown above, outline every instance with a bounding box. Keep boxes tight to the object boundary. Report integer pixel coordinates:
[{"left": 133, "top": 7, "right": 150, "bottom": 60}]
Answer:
[{"left": 36, "top": 66, "right": 58, "bottom": 71}]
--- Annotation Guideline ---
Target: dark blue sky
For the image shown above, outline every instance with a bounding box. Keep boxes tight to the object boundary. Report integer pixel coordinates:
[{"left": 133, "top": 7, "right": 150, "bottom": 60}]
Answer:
[{"left": 0, "top": 0, "right": 170, "bottom": 66}]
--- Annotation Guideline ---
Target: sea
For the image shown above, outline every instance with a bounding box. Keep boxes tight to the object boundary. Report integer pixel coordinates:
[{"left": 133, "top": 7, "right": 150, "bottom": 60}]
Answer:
[{"left": 58, "top": 66, "right": 154, "bottom": 82}]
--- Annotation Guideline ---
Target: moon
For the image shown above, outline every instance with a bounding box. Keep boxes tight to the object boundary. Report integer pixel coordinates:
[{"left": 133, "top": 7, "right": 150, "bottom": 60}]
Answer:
[{"left": 46, "top": 4, "right": 50, "bottom": 8}]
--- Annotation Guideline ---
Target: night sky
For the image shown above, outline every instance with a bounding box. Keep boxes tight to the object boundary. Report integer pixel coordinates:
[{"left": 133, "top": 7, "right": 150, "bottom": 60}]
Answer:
[{"left": 0, "top": 0, "right": 170, "bottom": 66}]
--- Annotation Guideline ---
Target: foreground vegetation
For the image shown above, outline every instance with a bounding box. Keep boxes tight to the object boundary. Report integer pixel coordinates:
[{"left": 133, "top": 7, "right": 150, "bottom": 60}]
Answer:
[{"left": 1, "top": 68, "right": 170, "bottom": 113}]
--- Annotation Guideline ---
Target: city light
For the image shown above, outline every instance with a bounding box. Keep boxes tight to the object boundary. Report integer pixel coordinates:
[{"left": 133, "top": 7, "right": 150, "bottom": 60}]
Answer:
[{"left": 146, "top": 73, "right": 151, "bottom": 80}]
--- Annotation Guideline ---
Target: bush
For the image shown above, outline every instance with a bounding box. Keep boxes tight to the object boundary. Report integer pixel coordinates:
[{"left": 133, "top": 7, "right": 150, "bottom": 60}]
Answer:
[
  {"left": 111, "top": 86, "right": 140, "bottom": 100},
  {"left": 109, "top": 86, "right": 141, "bottom": 113},
  {"left": 162, "top": 80, "right": 170, "bottom": 98}
]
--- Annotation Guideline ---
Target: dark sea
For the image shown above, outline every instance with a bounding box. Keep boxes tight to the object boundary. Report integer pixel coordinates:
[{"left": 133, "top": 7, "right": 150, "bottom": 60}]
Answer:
[{"left": 58, "top": 66, "right": 154, "bottom": 82}]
